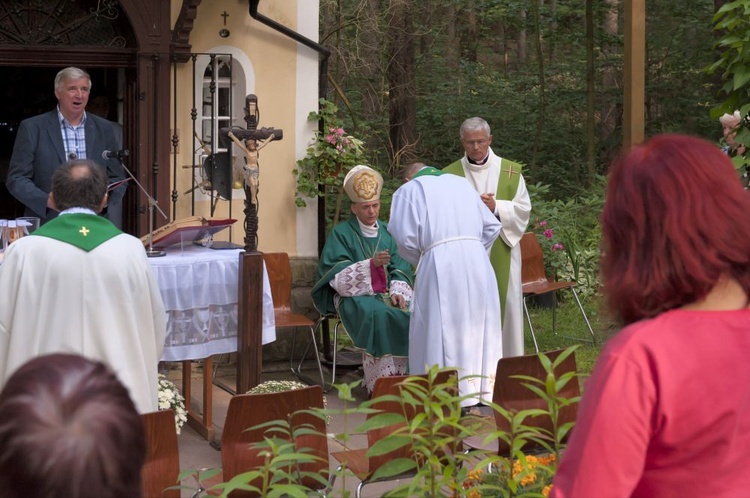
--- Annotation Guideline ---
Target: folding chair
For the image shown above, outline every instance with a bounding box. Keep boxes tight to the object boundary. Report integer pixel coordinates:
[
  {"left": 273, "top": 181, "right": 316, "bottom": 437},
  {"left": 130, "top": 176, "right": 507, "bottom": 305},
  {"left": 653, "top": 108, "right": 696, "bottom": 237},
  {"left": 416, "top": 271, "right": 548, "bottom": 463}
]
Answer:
[
  {"left": 141, "top": 410, "right": 181, "bottom": 498},
  {"left": 520, "top": 232, "right": 596, "bottom": 352},
  {"left": 463, "top": 349, "right": 581, "bottom": 463},
  {"left": 262, "top": 253, "right": 325, "bottom": 388},
  {"left": 329, "top": 370, "right": 459, "bottom": 498},
  {"left": 203, "top": 385, "right": 329, "bottom": 497}
]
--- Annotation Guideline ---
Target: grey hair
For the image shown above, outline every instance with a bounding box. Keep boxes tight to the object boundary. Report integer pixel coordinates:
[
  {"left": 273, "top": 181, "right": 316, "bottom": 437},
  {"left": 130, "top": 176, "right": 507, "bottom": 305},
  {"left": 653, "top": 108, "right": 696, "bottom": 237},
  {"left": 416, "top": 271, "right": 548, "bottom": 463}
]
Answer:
[
  {"left": 54, "top": 67, "right": 91, "bottom": 92},
  {"left": 719, "top": 111, "right": 741, "bottom": 127},
  {"left": 459, "top": 117, "right": 491, "bottom": 139}
]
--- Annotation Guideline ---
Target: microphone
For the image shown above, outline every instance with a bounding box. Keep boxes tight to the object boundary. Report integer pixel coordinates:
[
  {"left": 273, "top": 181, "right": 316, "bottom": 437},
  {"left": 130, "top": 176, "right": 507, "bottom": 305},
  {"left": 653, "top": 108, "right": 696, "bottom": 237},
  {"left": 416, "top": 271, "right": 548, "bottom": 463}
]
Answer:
[{"left": 102, "top": 149, "right": 130, "bottom": 160}]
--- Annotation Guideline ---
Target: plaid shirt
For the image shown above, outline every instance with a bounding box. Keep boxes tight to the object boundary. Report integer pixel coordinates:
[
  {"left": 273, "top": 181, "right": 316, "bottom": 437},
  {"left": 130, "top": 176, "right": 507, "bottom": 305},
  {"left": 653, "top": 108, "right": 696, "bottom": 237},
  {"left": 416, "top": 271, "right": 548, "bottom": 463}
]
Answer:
[{"left": 58, "top": 107, "right": 87, "bottom": 160}]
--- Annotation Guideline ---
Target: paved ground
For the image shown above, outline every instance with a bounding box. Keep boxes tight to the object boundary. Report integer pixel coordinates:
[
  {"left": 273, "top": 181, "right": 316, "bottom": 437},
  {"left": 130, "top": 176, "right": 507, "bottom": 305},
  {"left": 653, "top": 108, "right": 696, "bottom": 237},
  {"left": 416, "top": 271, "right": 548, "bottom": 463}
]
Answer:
[{"left": 165, "top": 357, "right": 421, "bottom": 497}]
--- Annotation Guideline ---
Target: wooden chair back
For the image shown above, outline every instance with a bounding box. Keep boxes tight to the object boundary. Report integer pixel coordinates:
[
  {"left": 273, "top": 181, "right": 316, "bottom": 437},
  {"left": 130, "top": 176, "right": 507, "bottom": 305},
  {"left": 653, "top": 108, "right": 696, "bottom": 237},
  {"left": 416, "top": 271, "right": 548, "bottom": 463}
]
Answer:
[
  {"left": 520, "top": 232, "right": 549, "bottom": 286},
  {"left": 492, "top": 349, "right": 580, "bottom": 454},
  {"left": 221, "top": 385, "right": 328, "bottom": 496},
  {"left": 262, "top": 252, "right": 294, "bottom": 312},
  {"left": 366, "top": 370, "right": 459, "bottom": 471},
  {"left": 140, "top": 410, "right": 180, "bottom": 498}
]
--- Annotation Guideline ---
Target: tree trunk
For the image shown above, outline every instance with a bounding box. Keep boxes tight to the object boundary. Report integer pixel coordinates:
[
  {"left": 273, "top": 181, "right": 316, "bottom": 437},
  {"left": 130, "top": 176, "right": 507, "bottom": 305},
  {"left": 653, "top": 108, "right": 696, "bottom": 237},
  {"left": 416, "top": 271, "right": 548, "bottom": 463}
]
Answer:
[
  {"left": 585, "top": 0, "right": 596, "bottom": 184},
  {"left": 466, "top": 5, "right": 478, "bottom": 63},
  {"left": 600, "top": 0, "right": 620, "bottom": 162},
  {"left": 518, "top": 9, "right": 527, "bottom": 65},
  {"left": 358, "top": 0, "right": 385, "bottom": 133},
  {"left": 530, "top": 0, "right": 545, "bottom": 172},
  {"left": 387, "top": 0, "right": 418, "bottom": 166}
]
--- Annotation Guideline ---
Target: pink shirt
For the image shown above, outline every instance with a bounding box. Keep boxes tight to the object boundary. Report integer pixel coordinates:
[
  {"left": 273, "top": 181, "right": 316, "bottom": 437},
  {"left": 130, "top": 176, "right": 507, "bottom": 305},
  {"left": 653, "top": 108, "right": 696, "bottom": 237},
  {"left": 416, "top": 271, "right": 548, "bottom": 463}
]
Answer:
[{"left": 552, "top": 308, "right": 750, "bottom": 497}]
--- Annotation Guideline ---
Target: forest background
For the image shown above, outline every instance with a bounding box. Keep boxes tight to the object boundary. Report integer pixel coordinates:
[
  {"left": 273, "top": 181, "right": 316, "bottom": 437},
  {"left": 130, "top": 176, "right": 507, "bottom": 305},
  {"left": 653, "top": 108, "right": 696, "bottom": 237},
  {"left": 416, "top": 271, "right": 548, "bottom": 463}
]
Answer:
[
  {"left": 314, "top": 0, "right": 725, "bottom": 201},
  {"left": 301, "top": 0, "right": 735, "bottom": 303}
]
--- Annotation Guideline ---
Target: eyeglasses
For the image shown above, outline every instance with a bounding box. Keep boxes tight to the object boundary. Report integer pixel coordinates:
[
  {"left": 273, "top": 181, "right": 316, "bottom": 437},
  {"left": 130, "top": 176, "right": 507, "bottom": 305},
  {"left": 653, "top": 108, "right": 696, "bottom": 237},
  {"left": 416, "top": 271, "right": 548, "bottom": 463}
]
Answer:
[{"left": 463, "top": 138, "right": 489, "bottom": 147}]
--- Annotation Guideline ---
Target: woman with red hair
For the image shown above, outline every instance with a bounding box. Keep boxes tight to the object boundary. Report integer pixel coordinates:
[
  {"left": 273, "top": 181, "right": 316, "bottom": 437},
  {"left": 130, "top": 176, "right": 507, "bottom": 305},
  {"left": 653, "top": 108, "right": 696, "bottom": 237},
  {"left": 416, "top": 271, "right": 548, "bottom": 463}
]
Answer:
[{"left": 552, "top": 134, "right": 750, "bottom": 497}]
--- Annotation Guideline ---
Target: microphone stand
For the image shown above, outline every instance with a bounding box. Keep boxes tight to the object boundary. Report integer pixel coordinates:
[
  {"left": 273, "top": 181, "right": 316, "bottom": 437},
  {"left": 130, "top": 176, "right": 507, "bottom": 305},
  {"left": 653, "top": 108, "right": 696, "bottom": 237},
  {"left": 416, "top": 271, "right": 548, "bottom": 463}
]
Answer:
[{"left": 112, "top": 151, "right": 168, "bottom": 257}]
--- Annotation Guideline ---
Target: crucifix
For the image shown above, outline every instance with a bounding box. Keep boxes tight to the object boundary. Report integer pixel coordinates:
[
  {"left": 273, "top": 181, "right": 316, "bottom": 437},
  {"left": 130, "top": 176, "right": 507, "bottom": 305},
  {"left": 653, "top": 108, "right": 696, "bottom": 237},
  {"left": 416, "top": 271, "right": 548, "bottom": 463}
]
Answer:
[
  {"left": 220, "top": 94, "right": 283, "bottom": 393},
  {"left": 221, "top": 11, "right": 229, "bottom": 25}
]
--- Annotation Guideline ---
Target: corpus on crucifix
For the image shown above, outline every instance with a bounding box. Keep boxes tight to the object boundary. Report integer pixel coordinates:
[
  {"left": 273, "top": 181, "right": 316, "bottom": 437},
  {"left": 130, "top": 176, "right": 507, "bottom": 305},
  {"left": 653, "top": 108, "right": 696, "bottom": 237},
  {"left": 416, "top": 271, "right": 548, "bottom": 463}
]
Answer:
[{"left": 221, "top": 94, "right": 282, "bottom": 252}]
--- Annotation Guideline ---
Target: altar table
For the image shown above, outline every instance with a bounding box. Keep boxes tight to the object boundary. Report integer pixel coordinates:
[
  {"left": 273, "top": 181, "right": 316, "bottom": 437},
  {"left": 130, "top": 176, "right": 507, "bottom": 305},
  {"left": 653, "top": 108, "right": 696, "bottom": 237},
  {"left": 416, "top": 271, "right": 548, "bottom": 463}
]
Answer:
[{"left": 149, "top": 245, "right": 275, "bottom": 439}]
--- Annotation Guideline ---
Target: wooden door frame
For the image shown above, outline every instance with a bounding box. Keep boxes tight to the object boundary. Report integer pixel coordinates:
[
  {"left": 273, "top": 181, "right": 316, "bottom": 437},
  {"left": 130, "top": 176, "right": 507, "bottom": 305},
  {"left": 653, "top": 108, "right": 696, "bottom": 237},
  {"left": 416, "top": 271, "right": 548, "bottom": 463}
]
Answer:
[{"left": 0, "top": 0, "right": 173, "bottom": 236}]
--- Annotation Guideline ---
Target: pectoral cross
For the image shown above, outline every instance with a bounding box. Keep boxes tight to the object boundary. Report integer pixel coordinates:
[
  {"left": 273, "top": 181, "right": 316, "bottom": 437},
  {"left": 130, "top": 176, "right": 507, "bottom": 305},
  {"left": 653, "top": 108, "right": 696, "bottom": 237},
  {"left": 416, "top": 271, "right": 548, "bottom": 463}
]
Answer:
[{"left": 79, "top": 226, "right": 89, "bottom": 236}]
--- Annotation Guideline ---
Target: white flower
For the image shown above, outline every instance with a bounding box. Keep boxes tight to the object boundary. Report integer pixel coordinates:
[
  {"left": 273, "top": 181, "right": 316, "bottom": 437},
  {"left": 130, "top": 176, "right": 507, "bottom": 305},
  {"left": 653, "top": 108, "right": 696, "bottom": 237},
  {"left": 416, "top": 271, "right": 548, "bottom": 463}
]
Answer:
[{"left": 157, "top": 374, "right": 187, "bottom": 434}]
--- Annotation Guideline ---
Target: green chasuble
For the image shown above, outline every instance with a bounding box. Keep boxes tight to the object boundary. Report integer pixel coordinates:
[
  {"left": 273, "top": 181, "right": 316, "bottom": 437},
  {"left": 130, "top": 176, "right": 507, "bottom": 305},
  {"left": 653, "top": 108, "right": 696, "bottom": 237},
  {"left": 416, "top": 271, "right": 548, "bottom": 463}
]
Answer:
[
  {"left": 443, "top": 159, "right": 522, "bottom": 320},
  {"left": 312, "top": 215, "right": 413, "bottom": 358},
  {"left": 33, "top": 213, "right": 122, "bottom": 251}
]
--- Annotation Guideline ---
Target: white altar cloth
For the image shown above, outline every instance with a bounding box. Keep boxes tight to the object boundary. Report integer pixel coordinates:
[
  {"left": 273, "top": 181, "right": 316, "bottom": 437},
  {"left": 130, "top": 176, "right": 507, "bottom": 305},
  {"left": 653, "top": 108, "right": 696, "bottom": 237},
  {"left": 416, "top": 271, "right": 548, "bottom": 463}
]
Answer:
[{"left": 148, "top": 245, "right": 275, "bottom": 361}]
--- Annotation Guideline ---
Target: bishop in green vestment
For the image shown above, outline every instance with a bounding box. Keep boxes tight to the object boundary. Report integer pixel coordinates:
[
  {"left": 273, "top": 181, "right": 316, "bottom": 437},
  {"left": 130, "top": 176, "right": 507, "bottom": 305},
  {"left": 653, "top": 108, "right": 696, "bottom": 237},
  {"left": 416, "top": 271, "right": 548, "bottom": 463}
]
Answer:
[{"left": 312, "top": 166, "right": 413, "bottom": 394}]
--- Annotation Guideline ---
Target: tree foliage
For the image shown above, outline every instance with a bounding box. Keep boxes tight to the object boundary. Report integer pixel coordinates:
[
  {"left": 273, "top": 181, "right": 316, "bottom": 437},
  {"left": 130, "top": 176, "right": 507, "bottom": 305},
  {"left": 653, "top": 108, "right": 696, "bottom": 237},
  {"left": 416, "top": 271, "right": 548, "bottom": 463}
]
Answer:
[{"left": 319, "top": 0, "right": 722, "bottom": 200}]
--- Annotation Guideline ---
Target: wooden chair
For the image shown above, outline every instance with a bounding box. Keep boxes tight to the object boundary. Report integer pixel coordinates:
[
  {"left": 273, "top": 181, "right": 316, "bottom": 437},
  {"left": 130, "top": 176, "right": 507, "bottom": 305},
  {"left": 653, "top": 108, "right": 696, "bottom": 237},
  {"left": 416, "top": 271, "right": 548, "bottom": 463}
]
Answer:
[
  {"left": 141, "top": 410, "right": 181, "bottom": 498},
  {"left": 520, "top": 232, "right": 596, "bottom": 352},
  {"left": 463, "top": 349, "right": 581, "bottom": 459},
  {"left": 215, "top": 385, "right": 329, "bottom": 497},
  {"left": 262, "top": 252, "right": 325, "bottom": 388},
  {"left": 329, "top": 370, "right": 459, "bottom": 498}
]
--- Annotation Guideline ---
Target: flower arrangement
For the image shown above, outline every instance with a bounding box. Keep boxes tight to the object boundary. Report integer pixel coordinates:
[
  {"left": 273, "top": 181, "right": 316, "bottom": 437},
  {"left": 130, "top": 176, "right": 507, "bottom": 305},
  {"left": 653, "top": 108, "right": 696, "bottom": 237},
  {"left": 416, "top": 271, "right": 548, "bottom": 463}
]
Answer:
[
  {"left": 532, "top": 220, "right": 569, "bottom": 279},
  {"left": 461, "top": 453, "right": 556, "bottom": 497},
  {"left": 158, "top": 374, "right": 187, "bottom": 434},
  {"left": 293, "top": 98, "right": 365, "bottom": 209}
]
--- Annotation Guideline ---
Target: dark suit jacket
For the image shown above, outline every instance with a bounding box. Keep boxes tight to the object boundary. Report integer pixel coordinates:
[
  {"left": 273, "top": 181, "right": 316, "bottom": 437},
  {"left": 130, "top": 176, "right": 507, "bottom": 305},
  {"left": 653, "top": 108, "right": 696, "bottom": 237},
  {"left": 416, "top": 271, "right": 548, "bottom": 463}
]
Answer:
[{"left": 5, "top": 109, "right": 126, "bottom": 226}]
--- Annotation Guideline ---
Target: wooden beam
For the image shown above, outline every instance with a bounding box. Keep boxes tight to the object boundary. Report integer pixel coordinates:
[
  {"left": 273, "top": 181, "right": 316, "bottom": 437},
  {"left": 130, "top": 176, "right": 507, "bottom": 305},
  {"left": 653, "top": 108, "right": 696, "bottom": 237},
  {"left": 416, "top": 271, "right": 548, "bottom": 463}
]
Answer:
[
  {"left": 624, "top": 0, "right": 645, "bottom": 147},
  {"left": 237, "top": 252, "right": 263, "bottom": 394}
]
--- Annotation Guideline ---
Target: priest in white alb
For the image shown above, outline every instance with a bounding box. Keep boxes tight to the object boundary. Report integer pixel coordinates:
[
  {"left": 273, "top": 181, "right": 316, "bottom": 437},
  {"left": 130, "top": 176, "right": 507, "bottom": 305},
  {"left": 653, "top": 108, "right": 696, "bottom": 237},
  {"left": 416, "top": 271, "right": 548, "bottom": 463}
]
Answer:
[
  {"left": 389, "top": 163, "right": 502, "bottom": 407},
  {"left": 0, "top": 160, "right": 166, "bottom": 413},
  {"left": 443, "top": 117, "right": 532, "bottom": 358}
]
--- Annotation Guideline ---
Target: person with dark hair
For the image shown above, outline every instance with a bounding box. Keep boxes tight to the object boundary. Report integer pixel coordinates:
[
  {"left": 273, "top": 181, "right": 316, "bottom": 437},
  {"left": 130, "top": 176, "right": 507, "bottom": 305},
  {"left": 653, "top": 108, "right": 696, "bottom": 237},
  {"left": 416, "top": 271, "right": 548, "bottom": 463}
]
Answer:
[
  {"left": 5, "top": 66, "right": 127, "bottom": 227},
  {"left": 551, "top": 134, "right": 750, "bottom": 497},
  {"left": 0, "top": 160, "right": 166, "bottom": 413},
  {"left": 0, "top": 353, "right": 146, "bottom": 498},
  {"left": 389, "top": 162, "right": 502, "bottom": 408}
]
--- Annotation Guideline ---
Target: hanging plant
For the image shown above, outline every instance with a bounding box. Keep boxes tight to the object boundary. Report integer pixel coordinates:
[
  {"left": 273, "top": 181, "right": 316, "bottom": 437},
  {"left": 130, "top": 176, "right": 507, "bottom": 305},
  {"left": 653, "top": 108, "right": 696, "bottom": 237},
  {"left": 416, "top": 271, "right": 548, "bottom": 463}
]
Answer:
[{"left": 293, "top": 98, "right": 365, "bottom": 223}]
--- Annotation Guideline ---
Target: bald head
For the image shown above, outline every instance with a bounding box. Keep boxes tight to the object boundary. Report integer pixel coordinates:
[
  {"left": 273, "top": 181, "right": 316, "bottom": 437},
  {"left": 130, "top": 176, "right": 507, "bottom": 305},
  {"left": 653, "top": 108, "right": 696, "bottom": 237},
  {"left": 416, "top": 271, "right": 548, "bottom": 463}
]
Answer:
[
  {"left": 50, "top": 160, "right": 108, "bottom": 212},
  {"left": 402, "top": 162, "right": 427, "bottom": 182}
]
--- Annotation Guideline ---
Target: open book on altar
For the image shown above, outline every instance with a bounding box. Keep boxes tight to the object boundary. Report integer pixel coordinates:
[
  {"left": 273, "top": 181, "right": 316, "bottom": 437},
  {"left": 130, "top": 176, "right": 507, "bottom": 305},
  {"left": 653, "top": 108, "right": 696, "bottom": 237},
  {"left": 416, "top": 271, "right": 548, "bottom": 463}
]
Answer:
[{"left": 142, "top": 216, "right": 237, "bottom": 249}]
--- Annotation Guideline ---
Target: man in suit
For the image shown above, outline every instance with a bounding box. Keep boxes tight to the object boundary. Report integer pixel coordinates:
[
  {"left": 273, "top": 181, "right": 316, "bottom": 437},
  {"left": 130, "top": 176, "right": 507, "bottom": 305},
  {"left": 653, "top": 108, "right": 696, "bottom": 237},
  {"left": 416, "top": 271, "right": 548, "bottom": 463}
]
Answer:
[{"left": 5, "top": 67, "right": 127, "bottom": 227}]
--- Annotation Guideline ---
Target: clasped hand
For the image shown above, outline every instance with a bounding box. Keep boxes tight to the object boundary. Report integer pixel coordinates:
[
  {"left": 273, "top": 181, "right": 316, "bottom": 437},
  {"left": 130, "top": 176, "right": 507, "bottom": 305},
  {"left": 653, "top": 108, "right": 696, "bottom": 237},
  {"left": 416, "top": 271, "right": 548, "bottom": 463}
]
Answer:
[{"left": 372, "top": 250, "right": 390, "bottom": 267}]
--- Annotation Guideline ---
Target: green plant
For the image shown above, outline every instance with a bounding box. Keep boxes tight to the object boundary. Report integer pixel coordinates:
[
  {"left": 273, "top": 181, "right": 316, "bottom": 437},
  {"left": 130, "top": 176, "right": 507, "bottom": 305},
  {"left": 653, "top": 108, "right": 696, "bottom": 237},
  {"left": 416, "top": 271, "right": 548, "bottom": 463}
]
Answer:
[
  {"left": 179, "top": 350, "right": 583, "bottom": 497},
  {"left": 527, "top": 180, "right": 604, "bottom": 299},
  {"left": 530, "top": 219, "right": 569, "bottom": 280},
  {"left": 460, "top": 347, "right": 581, "bottom": 497},
  {"left": 294, "top": 98, "right": 365, "bottom": 214}
]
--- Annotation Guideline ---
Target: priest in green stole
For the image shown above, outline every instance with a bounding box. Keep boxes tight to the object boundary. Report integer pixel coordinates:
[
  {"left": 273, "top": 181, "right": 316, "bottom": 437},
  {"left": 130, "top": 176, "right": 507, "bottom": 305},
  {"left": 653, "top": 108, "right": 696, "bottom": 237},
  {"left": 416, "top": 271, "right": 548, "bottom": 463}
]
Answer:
[
  {"left": 312, "top": 165, "right": 413, "bottom": 394},
  {"left": 444, "top": 117, "right": 531, "bottom": 357},
  {"left": 0, "top": 160, "right": 166, "bottom": 413}
]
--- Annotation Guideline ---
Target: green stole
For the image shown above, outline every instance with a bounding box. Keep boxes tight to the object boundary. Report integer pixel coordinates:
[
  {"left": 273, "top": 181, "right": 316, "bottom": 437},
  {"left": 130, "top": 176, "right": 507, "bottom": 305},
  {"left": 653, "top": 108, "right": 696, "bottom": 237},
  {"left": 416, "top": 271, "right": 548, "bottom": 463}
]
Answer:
[
  {"left": 412, "top": 166, "right": 443, "bottom": 179},
  {"left": 33, "top": 213, "right": 122, "bottom": 251},
  {"left": 443, "top": 157, "right": 522, "bottom": 319}
]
